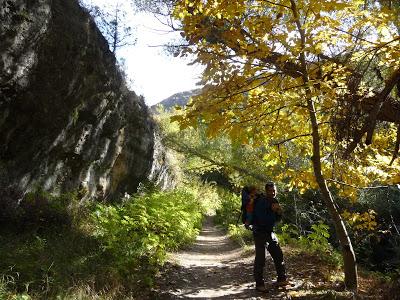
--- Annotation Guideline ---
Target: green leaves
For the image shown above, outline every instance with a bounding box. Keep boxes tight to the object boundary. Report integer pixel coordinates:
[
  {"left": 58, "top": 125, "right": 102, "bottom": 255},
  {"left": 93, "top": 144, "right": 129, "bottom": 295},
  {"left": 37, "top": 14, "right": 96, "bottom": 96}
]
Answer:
[{"left": 91, "top": 189, "right": 204, "bottom": 275}]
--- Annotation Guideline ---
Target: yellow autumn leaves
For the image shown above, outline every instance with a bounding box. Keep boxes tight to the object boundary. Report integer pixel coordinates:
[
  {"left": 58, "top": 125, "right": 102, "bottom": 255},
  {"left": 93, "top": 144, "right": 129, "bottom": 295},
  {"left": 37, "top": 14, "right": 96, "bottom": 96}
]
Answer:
[
  {"left": 342, "top": 209, "right": 378, "bottom": 232},
  {"left": 171, "top": 0, "right": 400, "bottom": 195}
]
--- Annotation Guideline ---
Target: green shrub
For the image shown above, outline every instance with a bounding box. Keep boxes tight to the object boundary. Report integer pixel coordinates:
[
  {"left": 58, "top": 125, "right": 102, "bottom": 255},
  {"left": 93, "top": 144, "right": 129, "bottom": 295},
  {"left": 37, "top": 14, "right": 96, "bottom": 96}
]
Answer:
[
  {"left": 277, "top": 223, "right": 300, "bottom": 245},
  {"left": 215, "top": 190, "right": 241, "bottom": 227},
  {"left": 91, "top": 189, "right": 204, "bottom": 281},
  {"left": 227, "top": 224, "right": 253, "bottom": 246},
  {"left": 306, "top": 222, "right": 331, "bottom": 251},
  {"left": 214, "top": 190, "right": 256, "bottom": 246},
  {"left": 276, "top": 222, "right": 342, "bottom": 267},
  {"left": 181, "top": 178, "right": 221, "bottom": 214}
]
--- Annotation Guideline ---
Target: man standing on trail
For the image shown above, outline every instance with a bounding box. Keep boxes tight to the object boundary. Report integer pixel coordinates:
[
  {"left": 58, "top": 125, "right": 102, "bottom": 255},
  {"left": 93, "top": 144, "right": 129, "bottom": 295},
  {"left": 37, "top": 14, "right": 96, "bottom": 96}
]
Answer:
[{"left": 248, "top": 181, "right": 287, "bottom": 292}]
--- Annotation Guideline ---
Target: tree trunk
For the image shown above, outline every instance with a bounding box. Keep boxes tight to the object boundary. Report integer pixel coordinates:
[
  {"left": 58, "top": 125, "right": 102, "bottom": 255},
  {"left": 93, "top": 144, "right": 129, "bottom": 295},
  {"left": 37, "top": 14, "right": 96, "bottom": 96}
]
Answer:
[
  {"left": 289, "top": 0, "right": 358, "bottom": 288},
  {"left": 112, "top": 8, "right": 118, "bottom": 54},
  {"left": 308, "top": 99, "right": 358, "bottom": 290}
]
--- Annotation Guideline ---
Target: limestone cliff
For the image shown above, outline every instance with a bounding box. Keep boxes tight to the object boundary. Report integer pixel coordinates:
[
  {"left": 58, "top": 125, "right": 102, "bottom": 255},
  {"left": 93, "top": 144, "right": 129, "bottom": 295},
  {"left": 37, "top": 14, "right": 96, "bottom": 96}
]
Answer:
[{"left": 0, "top": 0, "right": 175, "bottom": 201}]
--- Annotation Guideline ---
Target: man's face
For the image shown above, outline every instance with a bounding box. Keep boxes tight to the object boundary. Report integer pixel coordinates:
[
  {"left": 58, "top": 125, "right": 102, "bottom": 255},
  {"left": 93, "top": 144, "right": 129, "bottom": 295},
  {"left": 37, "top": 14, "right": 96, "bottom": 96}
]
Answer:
[{"left": 265, "top": 186, "right": 276, "bottom": 199}]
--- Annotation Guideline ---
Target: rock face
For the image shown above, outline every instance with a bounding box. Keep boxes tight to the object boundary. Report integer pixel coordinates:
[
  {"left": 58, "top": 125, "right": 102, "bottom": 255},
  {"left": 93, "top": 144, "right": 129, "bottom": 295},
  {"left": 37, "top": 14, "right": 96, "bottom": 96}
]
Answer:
[{"left": 0, "top": 0, "right": 175, "bottom": 200}]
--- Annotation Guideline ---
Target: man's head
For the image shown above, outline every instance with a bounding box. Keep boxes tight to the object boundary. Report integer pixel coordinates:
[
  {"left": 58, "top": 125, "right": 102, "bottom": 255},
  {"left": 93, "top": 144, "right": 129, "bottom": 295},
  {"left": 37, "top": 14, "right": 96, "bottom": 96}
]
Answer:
[{"left": 265, "top": 181, "right": 277, "bottom": 199}]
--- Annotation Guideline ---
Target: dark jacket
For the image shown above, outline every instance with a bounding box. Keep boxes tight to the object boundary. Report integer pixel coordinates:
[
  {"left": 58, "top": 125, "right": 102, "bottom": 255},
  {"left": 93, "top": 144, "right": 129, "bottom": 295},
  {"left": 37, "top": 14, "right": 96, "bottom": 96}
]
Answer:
[{"left": 252, "top": 194, "right": 282, "bottom": 232}]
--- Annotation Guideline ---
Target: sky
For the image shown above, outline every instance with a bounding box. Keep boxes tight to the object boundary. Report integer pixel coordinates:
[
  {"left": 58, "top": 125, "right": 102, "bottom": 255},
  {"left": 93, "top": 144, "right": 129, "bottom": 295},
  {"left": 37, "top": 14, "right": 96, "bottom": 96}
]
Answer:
[
  {"left": 119, "top": 13, "right": 203, "bottom": 106},
  {"left": 81, "top": 0, "right": 203, "bottom": 106}
]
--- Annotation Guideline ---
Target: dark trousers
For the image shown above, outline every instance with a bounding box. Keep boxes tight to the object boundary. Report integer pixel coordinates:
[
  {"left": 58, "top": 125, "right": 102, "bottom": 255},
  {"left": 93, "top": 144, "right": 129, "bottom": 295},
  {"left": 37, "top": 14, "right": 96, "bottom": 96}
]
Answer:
[{"left": 253, "top": 230, "right": 286, "bottom": 285}]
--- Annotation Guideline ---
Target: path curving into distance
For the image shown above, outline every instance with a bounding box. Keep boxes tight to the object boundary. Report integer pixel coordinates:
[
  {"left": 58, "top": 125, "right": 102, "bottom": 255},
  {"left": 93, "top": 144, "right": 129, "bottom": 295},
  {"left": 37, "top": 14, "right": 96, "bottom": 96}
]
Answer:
[{"left": 151, "top": 215, "right": 292, "bottom": 300}]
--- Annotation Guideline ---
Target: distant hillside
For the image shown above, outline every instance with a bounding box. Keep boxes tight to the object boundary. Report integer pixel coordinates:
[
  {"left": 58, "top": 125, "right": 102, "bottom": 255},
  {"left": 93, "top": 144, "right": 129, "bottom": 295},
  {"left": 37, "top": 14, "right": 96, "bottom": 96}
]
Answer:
[{"left": 151, "top": 89, "right": 200, "bottom": 113}]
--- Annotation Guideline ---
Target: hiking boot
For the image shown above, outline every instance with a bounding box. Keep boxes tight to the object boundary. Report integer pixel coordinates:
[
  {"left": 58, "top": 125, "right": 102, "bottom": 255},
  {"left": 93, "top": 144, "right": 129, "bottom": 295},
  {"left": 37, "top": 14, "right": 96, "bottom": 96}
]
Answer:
[
  {"left": 276, "top": 277, "right": 289, "bottom": 286},
  {"left": 276, "top": 280, "right": 288, "bottom": 286},
  {"left": 255, "top": 284, "right": 267, "bottom": 292}
]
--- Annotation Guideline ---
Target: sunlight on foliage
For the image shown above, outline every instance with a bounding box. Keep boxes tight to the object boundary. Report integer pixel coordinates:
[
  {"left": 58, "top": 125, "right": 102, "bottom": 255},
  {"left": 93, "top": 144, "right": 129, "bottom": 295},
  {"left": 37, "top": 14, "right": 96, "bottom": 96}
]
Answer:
[
  {"left": 171, "top": 0, "right": 400, "bottom": 197},
  {"left": 170, "top": 2, "right": 400, "bottom": 287},
  {"left": 92, "top": 189, "right": 204, "bottom": 274},
  {"left": 342, "top": 209, "right": 378, "bottom": 232},
  {"left": 279, "top": 222, "right": 343, "bottom": 267},
  {"left": 156, "top": 107, "right": 280, "bottom": 188},
  {"left": 0, "top": 180, "right": 217, "bottom": 299}
]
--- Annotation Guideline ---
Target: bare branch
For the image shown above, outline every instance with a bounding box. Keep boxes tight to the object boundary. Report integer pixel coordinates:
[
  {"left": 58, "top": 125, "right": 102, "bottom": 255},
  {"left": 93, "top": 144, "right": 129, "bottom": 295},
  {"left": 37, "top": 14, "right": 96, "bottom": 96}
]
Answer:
[
  {"left": 271, "top": 133, "right": 312, "bottom": 146},
  {"left": 326, "top": 179, "right": 395, "bottom": 190},
  {"left": 260, "top": 0, "right": 291, "bottom": 9}
]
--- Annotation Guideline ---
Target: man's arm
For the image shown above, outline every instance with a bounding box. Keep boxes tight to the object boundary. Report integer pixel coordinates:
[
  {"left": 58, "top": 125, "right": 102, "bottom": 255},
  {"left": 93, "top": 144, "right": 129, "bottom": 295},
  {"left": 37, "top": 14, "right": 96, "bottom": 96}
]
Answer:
[{"left": 271, "top": 202, "right": 283, "bottom": 222}]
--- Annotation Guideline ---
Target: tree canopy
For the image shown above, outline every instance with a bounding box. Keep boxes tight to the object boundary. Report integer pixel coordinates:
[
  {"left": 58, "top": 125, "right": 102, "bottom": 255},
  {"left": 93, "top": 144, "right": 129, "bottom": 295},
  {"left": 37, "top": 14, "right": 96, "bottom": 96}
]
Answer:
[{"left": 171, "top": 0, "right": 400, "bottom": 197}]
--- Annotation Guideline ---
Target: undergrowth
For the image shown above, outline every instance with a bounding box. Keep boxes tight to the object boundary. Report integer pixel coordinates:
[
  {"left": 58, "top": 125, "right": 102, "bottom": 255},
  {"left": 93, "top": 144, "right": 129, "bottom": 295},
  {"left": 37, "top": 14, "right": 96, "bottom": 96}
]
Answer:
[{"left": 0, "top": 182, "right": 212, "bottom": 299}]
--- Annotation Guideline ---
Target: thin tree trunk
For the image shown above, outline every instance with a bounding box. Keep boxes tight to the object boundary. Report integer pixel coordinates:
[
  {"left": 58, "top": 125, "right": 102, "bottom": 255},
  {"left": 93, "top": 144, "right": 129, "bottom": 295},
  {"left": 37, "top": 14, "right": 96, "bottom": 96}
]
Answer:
[
  {"left": 307, "top": 98, "right": 358, "bottom": 290},
  {"left": 112, "top": 7, "right": 118, "bottom": 54},
  {"left": 289, "top": 0, "right": 358, "bottom": 290}
]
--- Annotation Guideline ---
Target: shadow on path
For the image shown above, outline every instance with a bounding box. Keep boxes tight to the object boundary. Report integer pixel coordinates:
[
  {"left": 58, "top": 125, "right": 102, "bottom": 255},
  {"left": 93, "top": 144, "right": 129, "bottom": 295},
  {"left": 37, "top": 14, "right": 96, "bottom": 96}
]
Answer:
[
  {"left": 146, "top": 216, "right": 390, "bottom": 300},
  {"left": 150, "top": 215, "right": 291, "bottom": 299}
]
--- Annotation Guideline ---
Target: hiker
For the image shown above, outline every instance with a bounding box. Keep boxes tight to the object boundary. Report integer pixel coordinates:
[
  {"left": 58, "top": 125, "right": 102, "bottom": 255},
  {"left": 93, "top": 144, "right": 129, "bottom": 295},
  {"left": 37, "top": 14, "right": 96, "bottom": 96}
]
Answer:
[{"left": 246, "top": 181, "right": 287, "bottom": 292}]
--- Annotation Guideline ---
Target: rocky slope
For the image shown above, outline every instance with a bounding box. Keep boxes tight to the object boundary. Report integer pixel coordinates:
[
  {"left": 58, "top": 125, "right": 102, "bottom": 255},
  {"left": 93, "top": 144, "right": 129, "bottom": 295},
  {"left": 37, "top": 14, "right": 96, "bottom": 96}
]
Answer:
[
  {"left": 151, "top": 89, "right": 200, "bottom": 113},
  {"left": 0, "top": 0, "right": 175, "bottom": 203}
]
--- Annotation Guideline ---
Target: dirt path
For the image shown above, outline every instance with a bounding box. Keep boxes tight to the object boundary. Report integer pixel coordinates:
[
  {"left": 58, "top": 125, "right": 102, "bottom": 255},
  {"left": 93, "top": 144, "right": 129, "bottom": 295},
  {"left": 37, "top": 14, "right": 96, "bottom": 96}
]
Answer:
[
  {"left": 150, "top": 216, "right": 293, "bottom": 299},
  {"left": 144, "top": 216, "right": 390, "bottom": 300}
]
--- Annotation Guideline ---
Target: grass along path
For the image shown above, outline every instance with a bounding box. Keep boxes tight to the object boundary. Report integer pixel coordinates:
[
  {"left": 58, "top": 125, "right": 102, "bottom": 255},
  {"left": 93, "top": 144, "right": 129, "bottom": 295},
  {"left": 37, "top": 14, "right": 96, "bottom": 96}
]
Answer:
[{"left": 146, "top": 215, "right": 389, "bottom": 299}]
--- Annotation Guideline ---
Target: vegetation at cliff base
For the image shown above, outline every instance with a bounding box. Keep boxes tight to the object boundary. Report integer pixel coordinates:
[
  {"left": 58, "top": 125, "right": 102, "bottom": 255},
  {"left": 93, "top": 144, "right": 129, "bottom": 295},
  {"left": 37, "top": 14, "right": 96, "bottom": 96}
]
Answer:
[{"left": 0, "top": 183, "right": 216, "bottom": 299}]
